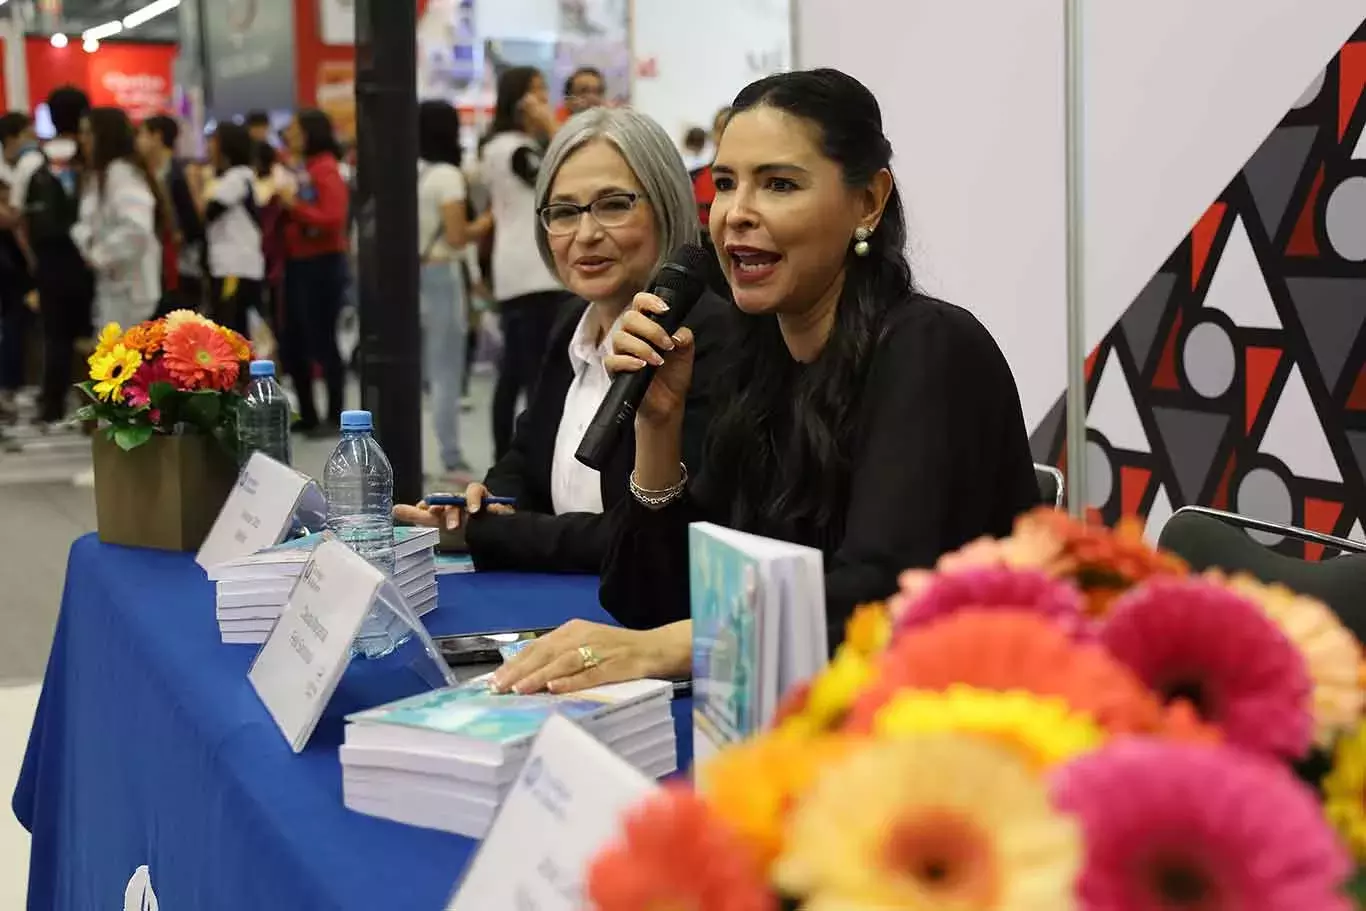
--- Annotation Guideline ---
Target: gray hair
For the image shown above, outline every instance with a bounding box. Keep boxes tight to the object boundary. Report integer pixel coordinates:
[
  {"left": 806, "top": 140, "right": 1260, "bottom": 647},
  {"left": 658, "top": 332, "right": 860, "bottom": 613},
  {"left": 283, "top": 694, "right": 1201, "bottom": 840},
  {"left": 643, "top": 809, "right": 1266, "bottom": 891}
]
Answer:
[{"left": 533, "top": 107, "right": 700, "bottom": 280}]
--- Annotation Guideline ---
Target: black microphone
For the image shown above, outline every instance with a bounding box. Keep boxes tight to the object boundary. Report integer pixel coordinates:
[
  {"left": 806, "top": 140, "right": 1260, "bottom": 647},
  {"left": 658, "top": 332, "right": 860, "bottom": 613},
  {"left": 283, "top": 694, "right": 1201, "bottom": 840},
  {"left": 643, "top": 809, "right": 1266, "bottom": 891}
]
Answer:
[{"left": 575, "top": 243, "right": 712, "bottom": 471}]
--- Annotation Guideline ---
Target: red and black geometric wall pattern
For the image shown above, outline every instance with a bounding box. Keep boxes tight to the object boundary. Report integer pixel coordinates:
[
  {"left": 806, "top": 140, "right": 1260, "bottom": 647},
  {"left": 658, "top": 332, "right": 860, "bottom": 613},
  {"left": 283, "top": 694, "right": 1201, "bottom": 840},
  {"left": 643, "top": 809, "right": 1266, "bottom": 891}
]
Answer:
[{"left": 1032, "top": 18, "right": 1366, "bottom": 558}]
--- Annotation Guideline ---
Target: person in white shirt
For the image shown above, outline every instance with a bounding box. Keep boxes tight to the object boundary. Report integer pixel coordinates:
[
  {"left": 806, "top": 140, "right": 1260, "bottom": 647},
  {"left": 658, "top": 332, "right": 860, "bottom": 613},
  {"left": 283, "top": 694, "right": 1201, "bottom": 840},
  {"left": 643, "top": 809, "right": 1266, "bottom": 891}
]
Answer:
[
  {"left": 70, "top": 107, "right": 163, "bottom": 331},
  {"left": 202, "top": 122, "right": 265, "bottom": 337},
  {"left": 479, "top": 65, "right": 571, "bottom": 460},
  {"left": 417, "top": 100, "right": 491, "bottom": 482},
  {"left": 395, "top": 106, "right": 735, "bottom": 573}
]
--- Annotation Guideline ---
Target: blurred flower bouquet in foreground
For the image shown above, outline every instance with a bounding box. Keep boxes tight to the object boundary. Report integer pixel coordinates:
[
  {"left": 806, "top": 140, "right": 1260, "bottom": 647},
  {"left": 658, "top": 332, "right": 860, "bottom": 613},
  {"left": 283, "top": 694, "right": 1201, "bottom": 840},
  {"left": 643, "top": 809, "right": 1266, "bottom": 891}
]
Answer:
[
  {"left": 76, "top": 310, "right": 253, "bottom": 452},
  {"left": 587, "top": 508, "right": 1366, "bottom": 910}
]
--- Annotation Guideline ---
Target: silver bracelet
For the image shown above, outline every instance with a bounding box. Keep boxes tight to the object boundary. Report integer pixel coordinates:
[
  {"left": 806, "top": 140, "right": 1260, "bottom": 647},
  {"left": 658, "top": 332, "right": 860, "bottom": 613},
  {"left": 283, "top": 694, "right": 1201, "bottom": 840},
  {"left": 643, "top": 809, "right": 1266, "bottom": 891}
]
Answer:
[{"left": 630, "top": 463, "right": 689, "bottom": 510}]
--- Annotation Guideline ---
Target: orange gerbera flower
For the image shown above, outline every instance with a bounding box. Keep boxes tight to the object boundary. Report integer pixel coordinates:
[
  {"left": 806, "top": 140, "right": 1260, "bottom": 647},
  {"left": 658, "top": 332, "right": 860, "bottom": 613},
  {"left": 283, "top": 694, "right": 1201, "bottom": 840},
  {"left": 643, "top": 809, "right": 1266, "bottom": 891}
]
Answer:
[
  {"left": 586, "top": 784, "right": 776, "bottom": 911},
  {"left": 844, "top": 610, "right": 1170, "bottom": 737},
  {"left": 699, "top": 730, "right": 862, "bottom": 868},
  {"left": 163, "top": 321, "right": 240, "bottom": 391},
  {"left": 121, "top": 320, "right": 166, "bottom": 356},
  {"left": 218, "top": 325, "right": 252, "bottom": 362}
]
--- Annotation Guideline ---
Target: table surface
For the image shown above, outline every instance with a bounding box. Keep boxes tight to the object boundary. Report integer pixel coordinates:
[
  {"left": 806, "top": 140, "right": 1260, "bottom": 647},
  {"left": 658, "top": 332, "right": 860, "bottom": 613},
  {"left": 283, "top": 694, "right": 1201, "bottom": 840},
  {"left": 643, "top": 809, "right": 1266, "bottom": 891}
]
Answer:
[{"left": 12, "top": 534, "right": 691, "bottom": 911}]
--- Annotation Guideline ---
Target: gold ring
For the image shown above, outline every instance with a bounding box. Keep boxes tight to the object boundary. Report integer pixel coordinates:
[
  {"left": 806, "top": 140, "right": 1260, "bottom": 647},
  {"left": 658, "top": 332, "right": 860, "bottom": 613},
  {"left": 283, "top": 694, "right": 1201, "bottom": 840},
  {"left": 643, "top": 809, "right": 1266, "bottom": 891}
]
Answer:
[{"left": 578, "top": 645, "right": 600, "bottom": 669}]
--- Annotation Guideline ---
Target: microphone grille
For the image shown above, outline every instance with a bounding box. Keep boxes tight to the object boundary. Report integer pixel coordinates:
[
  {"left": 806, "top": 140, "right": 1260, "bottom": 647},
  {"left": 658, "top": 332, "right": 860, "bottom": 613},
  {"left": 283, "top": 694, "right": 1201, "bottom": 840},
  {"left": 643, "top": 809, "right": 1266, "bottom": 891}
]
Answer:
[{"left": 665, "top": 243, "right": 712, "bottom": 279}]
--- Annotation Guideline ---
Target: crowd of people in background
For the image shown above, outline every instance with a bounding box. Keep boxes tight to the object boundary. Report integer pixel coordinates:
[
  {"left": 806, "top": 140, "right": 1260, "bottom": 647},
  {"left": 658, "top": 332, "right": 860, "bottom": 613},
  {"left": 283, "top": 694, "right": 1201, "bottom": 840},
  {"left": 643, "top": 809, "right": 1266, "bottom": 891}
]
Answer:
[{"left": 0, "top": 68, "right": 735, "bottom": 491}]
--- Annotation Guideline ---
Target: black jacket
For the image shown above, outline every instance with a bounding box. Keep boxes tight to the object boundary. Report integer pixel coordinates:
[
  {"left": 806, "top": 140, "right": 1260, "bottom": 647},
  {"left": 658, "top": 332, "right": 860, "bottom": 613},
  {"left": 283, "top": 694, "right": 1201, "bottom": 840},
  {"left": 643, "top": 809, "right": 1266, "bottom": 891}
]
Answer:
[
  {"left": 465, "top": 289, "right": 737, "bottom": 573},
  {"left": 600, "top": 294, "right": 1042, "bottom": 647}
]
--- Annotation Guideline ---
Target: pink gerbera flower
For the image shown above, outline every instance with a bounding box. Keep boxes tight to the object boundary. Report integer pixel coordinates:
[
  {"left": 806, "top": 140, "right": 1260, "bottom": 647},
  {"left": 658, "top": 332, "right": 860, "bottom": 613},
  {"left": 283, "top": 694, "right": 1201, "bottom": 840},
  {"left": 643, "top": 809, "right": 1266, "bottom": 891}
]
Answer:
[
  {"left": 1100, "top": 577, "right": 1313, "bottom": 760},
  {"left": 123, "top": 357, "right": 174, "bottom": 410},
  {"left": 893, "top": 567, "right": 1090, "bottom": 639},
  {"left": 1053, "top": 740, "right": 1352, "bottom": 911}
]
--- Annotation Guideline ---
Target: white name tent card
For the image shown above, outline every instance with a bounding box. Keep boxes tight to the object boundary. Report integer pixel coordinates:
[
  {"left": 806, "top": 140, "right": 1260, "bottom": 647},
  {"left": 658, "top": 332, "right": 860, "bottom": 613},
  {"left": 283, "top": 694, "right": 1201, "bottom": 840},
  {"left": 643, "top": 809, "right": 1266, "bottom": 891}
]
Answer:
[
  {"left": 248, "top": 538, "right": 460, "bottom": 752},
  {"left": 447, "top": 714, "right": 658, "bottom": 910},
  {"left": 249, "top": 539, "right": 381, "bottom": 752},
  {"left": 196, "top": 452, "right": 326, "bottom": 570}
]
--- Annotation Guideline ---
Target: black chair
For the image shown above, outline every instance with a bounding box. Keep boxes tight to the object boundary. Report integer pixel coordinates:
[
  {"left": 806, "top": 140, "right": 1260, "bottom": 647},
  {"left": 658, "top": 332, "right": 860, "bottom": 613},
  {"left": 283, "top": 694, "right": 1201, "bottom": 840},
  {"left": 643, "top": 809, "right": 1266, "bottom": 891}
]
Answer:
[
  {"left": 1034, "top": 463, "right": 1065, "bottom": 509},
  {"left": 1157, "top": 506, "right": 1366, "bottom": 641}
]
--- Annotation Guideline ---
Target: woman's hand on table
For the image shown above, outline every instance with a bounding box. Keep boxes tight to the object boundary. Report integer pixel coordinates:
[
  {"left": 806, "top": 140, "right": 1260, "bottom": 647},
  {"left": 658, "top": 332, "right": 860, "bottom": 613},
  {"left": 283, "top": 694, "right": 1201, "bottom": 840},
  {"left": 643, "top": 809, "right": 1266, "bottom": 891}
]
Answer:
[
  {"left": 491, "top": 620, "right": 691, "bottom": 695},
  {"left": 392, "top": 482, "right": 514, "bottom": 531}
]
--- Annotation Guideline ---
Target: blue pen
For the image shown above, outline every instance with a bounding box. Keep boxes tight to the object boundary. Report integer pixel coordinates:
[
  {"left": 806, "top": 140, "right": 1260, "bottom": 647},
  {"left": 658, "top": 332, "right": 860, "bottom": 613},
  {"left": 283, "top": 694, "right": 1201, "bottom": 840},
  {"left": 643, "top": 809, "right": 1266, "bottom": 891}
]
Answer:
[{"left": 425, "top": 494, "right": 517, "bottom": 508}]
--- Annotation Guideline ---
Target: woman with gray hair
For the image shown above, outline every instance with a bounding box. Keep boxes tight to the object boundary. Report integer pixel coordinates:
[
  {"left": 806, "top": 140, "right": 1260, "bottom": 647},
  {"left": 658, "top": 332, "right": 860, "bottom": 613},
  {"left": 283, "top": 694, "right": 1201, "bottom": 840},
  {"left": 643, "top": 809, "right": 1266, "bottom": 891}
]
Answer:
[{"left": 396, "top": 106, "right": 735, "bottom": 573}]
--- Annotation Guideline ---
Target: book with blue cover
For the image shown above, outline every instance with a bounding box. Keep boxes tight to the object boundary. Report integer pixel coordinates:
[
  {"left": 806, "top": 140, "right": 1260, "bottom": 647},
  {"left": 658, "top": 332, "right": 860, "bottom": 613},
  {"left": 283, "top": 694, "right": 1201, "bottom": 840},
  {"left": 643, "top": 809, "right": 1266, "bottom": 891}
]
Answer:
[
  {"left": 689, "top": 523, "right": 827, "bottom": 761},
  {"left": 345, "top": 677, "right": 671, "bottom": 763}
]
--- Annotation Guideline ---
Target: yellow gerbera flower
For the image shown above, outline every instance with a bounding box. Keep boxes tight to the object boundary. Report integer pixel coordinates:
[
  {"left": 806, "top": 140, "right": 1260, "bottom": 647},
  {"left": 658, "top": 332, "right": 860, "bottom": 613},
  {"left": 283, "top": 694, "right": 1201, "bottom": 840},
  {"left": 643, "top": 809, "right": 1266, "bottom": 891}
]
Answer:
[
  {"left": 88, "top": 322, "right": 123, "bottom": 367},
  {"left": 1215, "top": 572, "right": 1364, "bottom": 747},
  {"left": 873, "top": 685, "right": 1106, "bottom": 770},
  {"left": 90, "top": 344, "right": 142, "bottom": 402},
  {"left": 163, "top": 309, "right": 214, "bottom": 331},
  {"left": 845, "top": 602, "right": 892, "bottom": 656},
  {"left": 776, "top": 604, "right": 893, "bottom": 737},
  {"left": 698, "top": 729, "right": 861, "bottom": 868},
  {"left": 1323, "top": 721, "right": 1366, "bottom": 862},
  {"left": 774, "top": 735, "right": 1081, "bottom": 911},
  {"left": 218, "top": 326, "right": 252, "bottom": 362}
]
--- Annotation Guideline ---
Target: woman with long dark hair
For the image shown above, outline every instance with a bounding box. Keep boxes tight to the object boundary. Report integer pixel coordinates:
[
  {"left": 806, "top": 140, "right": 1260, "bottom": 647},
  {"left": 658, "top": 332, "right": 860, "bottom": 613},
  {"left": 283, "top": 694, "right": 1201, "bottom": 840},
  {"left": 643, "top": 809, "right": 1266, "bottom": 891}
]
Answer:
[
  {"left": 481, "top": 66, "right": 572, "bottom": 459},
  {"left": 491, "top": 68, "right": 1040, "bottom": 695},
  {"left": 71, "top": 107, "right": 167, "bottom": 328},
  {"left": 279, "top": 108, "right": 349, "bottom": 435}
]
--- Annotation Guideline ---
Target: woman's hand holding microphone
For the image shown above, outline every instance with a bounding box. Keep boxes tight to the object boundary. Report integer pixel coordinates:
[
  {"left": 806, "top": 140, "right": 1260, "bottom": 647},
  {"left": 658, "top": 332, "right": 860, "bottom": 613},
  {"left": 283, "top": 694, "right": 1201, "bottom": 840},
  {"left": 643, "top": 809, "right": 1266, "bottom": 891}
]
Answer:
[{"left": 605, "top": 291, "right": 696, "bottom": 491}]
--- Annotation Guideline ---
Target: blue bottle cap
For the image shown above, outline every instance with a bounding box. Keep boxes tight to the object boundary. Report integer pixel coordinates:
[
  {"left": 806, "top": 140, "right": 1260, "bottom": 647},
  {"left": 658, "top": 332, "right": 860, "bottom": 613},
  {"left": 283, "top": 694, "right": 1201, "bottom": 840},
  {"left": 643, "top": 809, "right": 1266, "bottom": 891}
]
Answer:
[
  {"left": 248, "top": 360, "right": 275, "bottom": 377},
  {"left": 340, "top": 410, "right": 373, "bottom": 432}
]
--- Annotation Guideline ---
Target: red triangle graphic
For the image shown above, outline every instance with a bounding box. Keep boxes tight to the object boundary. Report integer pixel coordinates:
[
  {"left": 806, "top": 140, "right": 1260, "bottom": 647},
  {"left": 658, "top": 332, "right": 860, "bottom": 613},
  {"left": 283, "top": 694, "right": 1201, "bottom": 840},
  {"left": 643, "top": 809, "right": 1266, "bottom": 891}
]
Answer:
[
  {"left": 1349, "top": 368, "right": 1366, "bottom": 411},
  {"left": 1153, "top": 311, "right": 1183, "bottom": 391},
  {"left": 1245, "top": 347, "right": 1282, "bottom": 432},
  {"left": 1120, "top": 466, "right": 1151, "bottom": 518},
  {"left": 1085, "top": 347, "right": 1101, "bottom": 383},
  {"left": 1212, "top": 456, "right": 1237, "bottom": 511},
  {"left": 1190, "top": 202, "right": 1227, "bottom": 290},
  {"left": 1287, "top": 165, "right": 1324, "bottom": 258},
  {"left": 1304, "top": 498, "right": 1345, "bottom": 561},
  {"left": 1341, "top": 42, "right": 1366, "bottom": 140}
]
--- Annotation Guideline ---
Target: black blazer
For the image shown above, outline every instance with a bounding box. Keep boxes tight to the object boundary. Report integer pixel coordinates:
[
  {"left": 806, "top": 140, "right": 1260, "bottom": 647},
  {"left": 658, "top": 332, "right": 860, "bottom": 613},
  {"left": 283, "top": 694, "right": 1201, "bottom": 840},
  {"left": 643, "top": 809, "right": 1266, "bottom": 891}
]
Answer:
[
  {"left": 600, "top": 294, "right": 1041, "bottom": 647},
  {"left": 465, "top": 289, "right": 737, "bottom": 573}
]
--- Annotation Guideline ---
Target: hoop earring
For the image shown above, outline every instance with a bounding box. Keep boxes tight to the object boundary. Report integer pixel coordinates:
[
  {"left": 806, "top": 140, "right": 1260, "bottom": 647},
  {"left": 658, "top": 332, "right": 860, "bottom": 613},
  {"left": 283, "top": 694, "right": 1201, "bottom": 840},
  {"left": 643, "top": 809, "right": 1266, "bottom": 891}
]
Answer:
[{"left": 853, "top": 226, "right": 872, "bottom": 257}]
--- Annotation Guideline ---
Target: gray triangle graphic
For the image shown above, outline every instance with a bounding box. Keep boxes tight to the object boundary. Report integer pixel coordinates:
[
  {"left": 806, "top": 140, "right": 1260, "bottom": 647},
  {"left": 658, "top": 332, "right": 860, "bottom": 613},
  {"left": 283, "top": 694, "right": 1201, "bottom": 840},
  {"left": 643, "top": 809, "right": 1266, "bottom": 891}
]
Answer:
[
  {"left": 1152, "top": 407, "right": 1229, "bottom": 503},
  {"left": 1029, "top": 396, "right": 1065, "bottom": 463},
  {"left": 1284, "top": 276, "right": 1366, "bottom": 390},
  {"left": 1244, "top": 125, "right": 1318, "bottom": 237},
  {"left": 1121, "top": 272, "right": 1177, "bottom": 371},
  {"left": 1348, "top": 430, "right": 1366, "bottom": 485}
]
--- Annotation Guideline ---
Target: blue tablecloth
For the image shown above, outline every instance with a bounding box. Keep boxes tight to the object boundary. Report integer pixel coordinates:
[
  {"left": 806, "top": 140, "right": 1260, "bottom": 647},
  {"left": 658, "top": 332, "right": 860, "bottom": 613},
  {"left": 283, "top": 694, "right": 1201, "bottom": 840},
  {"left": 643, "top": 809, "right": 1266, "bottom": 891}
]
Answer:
[{"left": 12, "top": 534, "right": 692, "bottom": 911}]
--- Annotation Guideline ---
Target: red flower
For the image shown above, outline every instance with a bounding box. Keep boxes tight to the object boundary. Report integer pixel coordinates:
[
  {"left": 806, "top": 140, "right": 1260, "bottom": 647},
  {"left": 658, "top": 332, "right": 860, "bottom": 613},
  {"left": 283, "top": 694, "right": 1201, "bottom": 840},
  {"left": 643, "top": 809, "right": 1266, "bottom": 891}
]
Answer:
[
  {"left": 162, "top": 322, "right": 239, "bottom": 391},
  {"left": 587, "top": 785, "right": 776, "bottom": 911},
  {"left": 123, "top": 358, "right": 174, "bottom": 410}
]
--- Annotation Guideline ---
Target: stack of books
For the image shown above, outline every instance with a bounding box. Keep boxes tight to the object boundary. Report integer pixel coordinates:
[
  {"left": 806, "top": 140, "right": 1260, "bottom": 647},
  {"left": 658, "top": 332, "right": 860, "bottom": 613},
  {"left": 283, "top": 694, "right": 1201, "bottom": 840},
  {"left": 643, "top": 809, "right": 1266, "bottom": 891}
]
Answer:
[
  {"left": 209, "top": 527, "right": 442, "bottom": 644},
  {"left": 340, "top": 677, "right": 678, "bottom": 838}
]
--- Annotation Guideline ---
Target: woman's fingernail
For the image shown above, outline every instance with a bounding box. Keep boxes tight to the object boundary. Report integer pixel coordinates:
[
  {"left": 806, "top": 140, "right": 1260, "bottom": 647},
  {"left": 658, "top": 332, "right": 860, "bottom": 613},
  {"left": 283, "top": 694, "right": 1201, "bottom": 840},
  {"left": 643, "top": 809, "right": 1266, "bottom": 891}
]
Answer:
[
  {"left": 649, "top": 351, "right": 665, "bottom": 366},
  {"left": 661, "top": 337, "right": 676, "bottom": 351},
  {"left": 655, "top": 301, "right": 670, "bottom": 312}
]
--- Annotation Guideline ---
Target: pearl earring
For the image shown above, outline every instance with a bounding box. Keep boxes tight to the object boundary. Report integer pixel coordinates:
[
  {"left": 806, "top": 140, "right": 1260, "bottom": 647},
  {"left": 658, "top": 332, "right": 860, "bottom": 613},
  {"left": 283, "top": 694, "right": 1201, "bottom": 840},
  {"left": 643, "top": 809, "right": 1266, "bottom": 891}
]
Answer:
[{"left": 853, "top": 226, "right": 872, "bottom": 257}]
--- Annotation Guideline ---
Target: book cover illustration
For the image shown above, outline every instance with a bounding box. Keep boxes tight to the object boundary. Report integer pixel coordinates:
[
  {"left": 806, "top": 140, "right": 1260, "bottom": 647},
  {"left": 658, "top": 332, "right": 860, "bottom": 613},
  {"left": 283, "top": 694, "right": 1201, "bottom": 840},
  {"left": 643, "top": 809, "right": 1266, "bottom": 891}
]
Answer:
[
  {"left": 355, "top": 680, "right": 620, "bottom": 745},
  {"left": 689, "top": 526, "right": 760, "bottom": 747}
]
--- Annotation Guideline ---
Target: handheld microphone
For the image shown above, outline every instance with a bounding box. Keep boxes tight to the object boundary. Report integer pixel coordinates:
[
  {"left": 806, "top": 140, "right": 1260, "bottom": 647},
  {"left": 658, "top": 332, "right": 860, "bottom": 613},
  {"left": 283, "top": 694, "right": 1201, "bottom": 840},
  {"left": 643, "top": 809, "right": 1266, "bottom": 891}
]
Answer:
[{"left": 575, "top": 243, "right": 712, "bottom": 471}]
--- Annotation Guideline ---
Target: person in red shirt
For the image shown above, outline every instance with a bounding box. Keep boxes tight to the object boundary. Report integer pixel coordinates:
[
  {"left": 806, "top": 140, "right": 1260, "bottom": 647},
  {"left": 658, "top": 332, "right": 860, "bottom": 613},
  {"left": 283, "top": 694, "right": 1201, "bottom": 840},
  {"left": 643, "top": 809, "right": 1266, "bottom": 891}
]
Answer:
[{"left": 278, "top": 109, "right": 350, "bottom": 435}]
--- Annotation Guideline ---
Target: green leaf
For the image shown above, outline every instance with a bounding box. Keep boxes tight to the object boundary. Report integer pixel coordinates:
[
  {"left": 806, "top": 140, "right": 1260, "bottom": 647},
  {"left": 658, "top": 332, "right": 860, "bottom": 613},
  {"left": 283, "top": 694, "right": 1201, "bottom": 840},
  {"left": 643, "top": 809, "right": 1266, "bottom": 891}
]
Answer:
[
  {"left": 148, "top": 381, "right": 177, "bottom": 408},
  {"left": 73, "top": 405, "right": 97, "bottom": 422},
  {"left": 113, "top": 424, "right": 155, "bottom": 451},
  {"left": 183, "top": 390, "right": 223, "bottom": 428}
]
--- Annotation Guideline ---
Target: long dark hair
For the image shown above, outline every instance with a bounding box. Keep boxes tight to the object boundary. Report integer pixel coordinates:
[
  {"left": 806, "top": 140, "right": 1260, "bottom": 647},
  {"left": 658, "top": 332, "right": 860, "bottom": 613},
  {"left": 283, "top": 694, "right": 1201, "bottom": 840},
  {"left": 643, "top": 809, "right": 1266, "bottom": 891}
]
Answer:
[
  {"left": 484, "top": 66, "right": 542, "bottom": 144},
  {"left": 418, "top": 100, "right": 463, "bottom": 167},
  {"left": 704, "top": 68, "right": 915, "bottom": 549},
  {"left": 295, "top": 108, "right": 340, "bottom": 159},
  {"left": 86, "top": 107, "right": 172, "bottom": 238}
]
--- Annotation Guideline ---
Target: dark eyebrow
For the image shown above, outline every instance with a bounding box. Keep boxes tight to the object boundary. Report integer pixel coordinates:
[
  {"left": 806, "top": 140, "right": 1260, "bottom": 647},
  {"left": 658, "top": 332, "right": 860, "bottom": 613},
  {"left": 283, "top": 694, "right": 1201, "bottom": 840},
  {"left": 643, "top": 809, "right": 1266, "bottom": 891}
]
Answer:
[
  {"left": 548, "top": 185, "right": 637, "bottom": 204},
  {"left": 711, "top": 163, "right": 810, "bottom": 177}
]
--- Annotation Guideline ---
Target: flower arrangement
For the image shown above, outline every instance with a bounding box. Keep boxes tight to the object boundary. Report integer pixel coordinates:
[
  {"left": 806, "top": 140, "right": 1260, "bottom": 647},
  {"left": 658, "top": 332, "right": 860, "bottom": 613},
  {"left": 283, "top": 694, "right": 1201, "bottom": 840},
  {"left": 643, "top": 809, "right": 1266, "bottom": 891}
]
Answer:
[
  {"left": 586, "top": 507, "right": 1366, "bottom": 910},
  {"left": 76, "top": 311, "right": 253, "bottom": 452}
]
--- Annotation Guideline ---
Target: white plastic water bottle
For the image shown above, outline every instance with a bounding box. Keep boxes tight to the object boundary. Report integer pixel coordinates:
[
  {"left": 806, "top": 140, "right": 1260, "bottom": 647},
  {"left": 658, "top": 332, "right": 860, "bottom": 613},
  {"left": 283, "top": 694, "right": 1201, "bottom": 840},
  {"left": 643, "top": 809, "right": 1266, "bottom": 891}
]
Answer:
[
  {"left": 323, "top": 410, "right": 402, "bottom": 658},
  {"left": 237, "top": 361, "right": 292, "bottom": 466}
]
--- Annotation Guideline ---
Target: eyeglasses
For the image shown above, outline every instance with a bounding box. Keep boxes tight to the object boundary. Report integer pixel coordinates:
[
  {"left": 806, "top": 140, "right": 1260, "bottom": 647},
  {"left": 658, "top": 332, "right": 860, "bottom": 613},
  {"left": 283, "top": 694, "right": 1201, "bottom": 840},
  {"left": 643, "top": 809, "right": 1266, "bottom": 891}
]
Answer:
[{"left": 538, "top": 192, "right": 642, "bottom": 236}]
